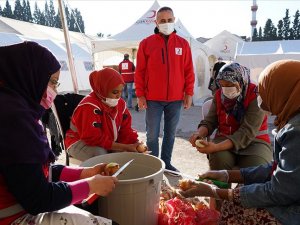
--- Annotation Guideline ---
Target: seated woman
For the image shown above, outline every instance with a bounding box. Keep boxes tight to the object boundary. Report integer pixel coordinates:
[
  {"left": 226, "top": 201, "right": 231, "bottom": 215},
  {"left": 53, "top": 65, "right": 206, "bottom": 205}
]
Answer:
[
  {"left": 0, "top": 41, "right": 117, "bottom": 225},
  {"left": 180, "top": 59, "right": 300, "bottom": 224},
  {"left": 65, "top": 68, "right": 143, "bottom": 161},
  {"left": 190, "top": 62, "right": 272, "bottom": 170}
]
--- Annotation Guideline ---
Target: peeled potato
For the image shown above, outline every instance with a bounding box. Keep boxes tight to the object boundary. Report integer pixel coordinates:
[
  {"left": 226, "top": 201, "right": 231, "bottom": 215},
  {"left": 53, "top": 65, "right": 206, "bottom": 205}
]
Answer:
[
  {"left": 178, "top": 179, "right": 194, "bottom": 191},
  {"left": 136, "top": 144, "right": 148, "bottom": 153},
  {"left": 104, "top": 162, "right": 120, "bottom": 176},
  {"left": 195, "top": 139, "right": 205, "bottom": 148}
]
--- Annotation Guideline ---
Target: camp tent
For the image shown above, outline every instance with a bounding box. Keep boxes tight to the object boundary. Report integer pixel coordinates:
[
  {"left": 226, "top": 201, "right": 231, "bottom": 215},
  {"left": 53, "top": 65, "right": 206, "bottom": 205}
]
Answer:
[
  {"left": 204, "top": 30, "right": 244, "bottom": 63},
  {"left": 0, "top": 17, "right": 94, "bottom": 92},
  {"left": 235, "top": 40, "right": 300, "bottom": 83},
  {"left": 91, "top": 0, "right": 212, "bottom": 105}
]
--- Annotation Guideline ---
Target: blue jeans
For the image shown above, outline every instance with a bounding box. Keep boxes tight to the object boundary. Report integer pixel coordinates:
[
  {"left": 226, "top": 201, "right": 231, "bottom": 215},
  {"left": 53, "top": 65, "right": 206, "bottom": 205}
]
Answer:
[
  {"left": 145, "top": 100, "right": 182, "bottom": 167},
  {"left": 122, "top": 83, "right": 133, "bottom": 108}
]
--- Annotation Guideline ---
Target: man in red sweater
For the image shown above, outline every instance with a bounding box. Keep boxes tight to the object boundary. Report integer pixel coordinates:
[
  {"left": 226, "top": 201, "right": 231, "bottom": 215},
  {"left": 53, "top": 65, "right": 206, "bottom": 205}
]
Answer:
[
  {"left": 135, "top": 6, "right": 195, "bottom": 175},
  {"left": 119, "top": 53, "right": 135, "bottom": 108}
]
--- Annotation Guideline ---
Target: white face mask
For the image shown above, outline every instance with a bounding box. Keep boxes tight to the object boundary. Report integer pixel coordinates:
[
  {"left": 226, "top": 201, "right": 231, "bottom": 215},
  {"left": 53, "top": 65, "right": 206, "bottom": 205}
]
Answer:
[
  {"left": 104, "top": 98, "right": 119, "bottom": 107},
  {"left": 158, "top": 23, "right": 175, "bottom": 35},
  {"left": 222, "top": 87, "right": 240, "bottom": 99},
  {"left": 257, "top": 95, "right": 271, "bottom": 115}
]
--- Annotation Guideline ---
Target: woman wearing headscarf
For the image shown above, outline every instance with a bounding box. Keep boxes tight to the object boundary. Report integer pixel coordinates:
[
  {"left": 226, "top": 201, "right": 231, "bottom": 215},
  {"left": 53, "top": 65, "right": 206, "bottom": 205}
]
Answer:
[
  {"left": 65, "top": 68, "right": 142, "bottom": 161},
  {"left": 0, "top": 42, "right": 118, "bottom": 225},
  {"left": 179, "top": 59, "right": 300, "bottom": 224},
  {"left": 190, "top": 62, "right": 272, "bottom": 170}
]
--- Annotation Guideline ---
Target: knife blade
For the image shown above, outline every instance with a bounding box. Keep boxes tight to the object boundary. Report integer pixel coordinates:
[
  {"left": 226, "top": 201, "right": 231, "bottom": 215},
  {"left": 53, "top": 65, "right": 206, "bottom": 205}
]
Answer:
[{"left": 82, "top": 159, "right": 134, "bottom": 207}]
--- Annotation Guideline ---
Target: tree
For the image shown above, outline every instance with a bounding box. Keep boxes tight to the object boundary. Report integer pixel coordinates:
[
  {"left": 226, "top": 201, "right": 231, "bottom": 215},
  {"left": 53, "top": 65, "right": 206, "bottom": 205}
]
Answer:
[
  {"left": 291, "top": 10, "right": 300, "bottom": 39},
  {"left": 13, "top": 0, "right": 23, "bottom": 20},
  {"left": 282, "top": 9, "right": 291, "bottom": 39},
  {"left": 252, "top": 28, "right": 258, "bottom": 41},
  {"left": 33, "top": 2, "right": 41, "bottom": 24},
  {"left": 258, "top": 27, "right": 263, "bottom": 40},
  {"left": 47, "top": 0, "right": 56, "bottom": 27},
  {"left": 0, "top": 5, "right": 2, "bottom": 16},
  {"left": 2, "top": 0, "right": 13, "bottom": 19},
  {"left": 72, "top": 8, "right": 85, "bottom": 33},
  {"left": 263, "top": 19, "right": 277, "bottom": 41},
  {"left": 54, "top": 10, "right": 62, "bottom": 29},
  {"left": 277, "top": 19, "right": 284, "bottom": 40},
  {"left": 24, "top": 0, "right": 33, "bottom": 22}
]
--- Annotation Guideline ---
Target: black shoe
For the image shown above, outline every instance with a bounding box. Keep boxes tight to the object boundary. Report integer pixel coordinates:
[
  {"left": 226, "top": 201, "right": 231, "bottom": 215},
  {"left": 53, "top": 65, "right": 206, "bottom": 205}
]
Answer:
[
  {"left": 164, "top": 165, "right": 181, "bottom": 177},
  {"left": 134, "top": 104, "right": 139, "bottom": 112}
]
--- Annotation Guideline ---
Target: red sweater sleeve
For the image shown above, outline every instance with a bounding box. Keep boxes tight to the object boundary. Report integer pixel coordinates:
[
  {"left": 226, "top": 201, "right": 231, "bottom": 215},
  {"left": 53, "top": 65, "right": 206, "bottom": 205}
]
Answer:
[
  {"left": 117, "top": 108, "right": 138, "bottom": 144},
  {"left": 183, "top": 42, "right": 195, "bottom": 96},
  {"left": 134, "top": 40, "right": 147, "bottom": 97},
  {"left": 72, "top": 104, "right": 113, "bottom": 150}
]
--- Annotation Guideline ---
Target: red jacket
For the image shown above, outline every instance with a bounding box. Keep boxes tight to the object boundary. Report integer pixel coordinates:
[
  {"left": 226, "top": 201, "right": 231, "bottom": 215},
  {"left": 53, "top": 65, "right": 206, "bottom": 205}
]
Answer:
[
  {"left": 118, "top": 59, "right": 135, "bottom": 83},
  {"left": 135, "top": 31, "right": 195, "bottom": 101},
  {"left": 65, "top": 92, "right": 138, "bottom": 150},
  {"left": 215, "top": 83, "right": 270, "bottom": 143}
]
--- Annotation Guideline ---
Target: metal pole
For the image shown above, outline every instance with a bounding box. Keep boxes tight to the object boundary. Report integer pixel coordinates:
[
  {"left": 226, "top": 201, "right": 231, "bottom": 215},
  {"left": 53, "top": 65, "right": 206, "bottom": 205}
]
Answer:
[{"left": 57, "top": 0, "right": 79, "bottom": 93}]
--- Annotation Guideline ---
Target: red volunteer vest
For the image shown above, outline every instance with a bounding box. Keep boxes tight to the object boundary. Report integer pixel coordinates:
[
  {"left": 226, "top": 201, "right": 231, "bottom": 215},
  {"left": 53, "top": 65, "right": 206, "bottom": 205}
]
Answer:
[
  {"left": 215, "top": 83, "right": 270, "bottom": 143},
  {"left": 119, "top": 59, "right": 134, "bottom": 83}
]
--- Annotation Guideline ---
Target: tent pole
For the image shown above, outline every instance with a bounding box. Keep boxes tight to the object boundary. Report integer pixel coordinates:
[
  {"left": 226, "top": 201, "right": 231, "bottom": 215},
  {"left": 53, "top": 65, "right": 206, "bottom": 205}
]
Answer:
[{"left": 58, "top": 0, "right": 79, "bottom": 94}]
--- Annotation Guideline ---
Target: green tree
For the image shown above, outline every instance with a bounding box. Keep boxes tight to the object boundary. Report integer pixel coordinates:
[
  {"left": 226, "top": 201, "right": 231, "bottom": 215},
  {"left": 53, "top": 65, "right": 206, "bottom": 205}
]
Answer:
[
  {"left": 263, "top": 19, "right": 277, "bottom": 41},
  {"left": 0, "top": 5, "right": 3, "bottom": 16},
  {"left": 282, "top": 9, "right": 291, "bottom": 39},
  {"left": 291, "top": 10, "right": 300, "bottom": 39},
  {"left": 258, "top": 27, "right": 263, "bottom": 40},
  {"left": 54, "top": 10, "right": 62, "bottom": 29},
  {"left": 252, "top": 28, "right": 258, "bottom": 41},
  {"left": 277, "top": 19, "right": 284, "bottom": 40},
  {"left": 47, "top": 0, "right": 56, "bottom": 27},
  {"left": 24, "top": 0, "right": 33, "bottom": 22},
  {"left": 72, "top": 8, "right": 85, "bottom": 33},
  {"left": 2, "top": 0, "right": 14, "bottom": 18},
  {"left": 33, "top": 2, "right": 41, "bottom": 24},
  {"left": 13, "top": 0, "right": 23, "bottom": 20},
  {"left": 44, "top": 0, "right": 50, "bottom": 26}
]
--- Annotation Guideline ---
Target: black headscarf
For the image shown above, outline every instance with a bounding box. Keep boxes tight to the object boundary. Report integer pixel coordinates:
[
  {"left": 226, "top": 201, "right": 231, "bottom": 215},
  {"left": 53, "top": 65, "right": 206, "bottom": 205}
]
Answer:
[{"left": 0, "top": 41, "right": 61, "bottom": 165}]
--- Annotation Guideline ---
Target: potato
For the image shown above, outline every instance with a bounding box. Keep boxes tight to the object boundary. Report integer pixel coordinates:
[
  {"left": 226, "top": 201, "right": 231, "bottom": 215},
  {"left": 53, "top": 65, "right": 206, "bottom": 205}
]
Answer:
[
  {"left": 104, "top": 162, "right": 120, "bottom": 176},
  {"left": 178, "top": 179, "right": 194, "bottom": 191},
  {"left": 136, "top": 143, "right": 148, "bottom": 153},
  {"left": 195, "top": 139, "right": 205, "bottom": 148}
]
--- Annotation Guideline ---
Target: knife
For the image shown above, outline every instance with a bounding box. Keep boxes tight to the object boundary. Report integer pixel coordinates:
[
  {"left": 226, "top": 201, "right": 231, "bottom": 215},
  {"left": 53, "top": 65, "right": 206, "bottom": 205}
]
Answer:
[
  {"left": 82, "top": 159, "right": 134, "bottom": 207},
  {"left": 164, "top": 169, "right": 229, "bottom": 189}
]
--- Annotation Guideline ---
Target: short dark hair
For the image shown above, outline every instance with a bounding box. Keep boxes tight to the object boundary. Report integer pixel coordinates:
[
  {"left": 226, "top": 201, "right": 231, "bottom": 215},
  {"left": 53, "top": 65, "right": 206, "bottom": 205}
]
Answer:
[{"left": 157, "top": 6, "right": 173, "bottom": 15}]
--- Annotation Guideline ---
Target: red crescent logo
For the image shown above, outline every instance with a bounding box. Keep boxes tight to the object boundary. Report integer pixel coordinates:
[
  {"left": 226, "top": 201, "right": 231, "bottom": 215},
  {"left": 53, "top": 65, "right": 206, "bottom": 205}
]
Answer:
[{"left": 146, "top": 10, "right": 156, "bottom": 18}]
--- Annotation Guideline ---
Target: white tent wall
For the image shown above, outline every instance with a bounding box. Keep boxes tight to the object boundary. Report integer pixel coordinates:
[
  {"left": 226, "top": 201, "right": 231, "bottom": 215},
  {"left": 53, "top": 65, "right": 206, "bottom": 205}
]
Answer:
[
  {"left": 204, "top": 30, "right": 244, "bottom": 62},
  {"left": 235, "top": 40, "right": 300, "bottom": 83},
  {"left": 0, "top": 17, "right": 95, "bottom": 92},
  {"left": 91, "top": 1, "right": 212, "bottom": 105}
]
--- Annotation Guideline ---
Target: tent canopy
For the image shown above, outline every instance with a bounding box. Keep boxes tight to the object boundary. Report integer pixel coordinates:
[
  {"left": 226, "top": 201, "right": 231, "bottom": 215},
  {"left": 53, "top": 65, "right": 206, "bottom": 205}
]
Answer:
[{"left": 236, "top": 40, "right": 300, "bottom": 83}]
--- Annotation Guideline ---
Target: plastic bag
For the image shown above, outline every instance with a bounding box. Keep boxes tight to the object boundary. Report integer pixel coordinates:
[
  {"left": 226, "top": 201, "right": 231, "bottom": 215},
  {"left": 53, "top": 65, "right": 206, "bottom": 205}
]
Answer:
[{"left": 158, "top": 197, "right": 220, "bottom": 225}]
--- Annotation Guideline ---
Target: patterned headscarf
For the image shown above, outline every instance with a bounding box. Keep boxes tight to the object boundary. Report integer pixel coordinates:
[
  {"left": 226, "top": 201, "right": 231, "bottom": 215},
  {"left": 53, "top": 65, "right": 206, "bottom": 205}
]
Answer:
[
  {"left": 216, "top": 62, "right": 251, "bottom": 122},
  {"left": 0, "top": 41, "right": 61, "bottom": 165},
  {"left": 258, "top": 60, "right": 300, "bottom": 130}
]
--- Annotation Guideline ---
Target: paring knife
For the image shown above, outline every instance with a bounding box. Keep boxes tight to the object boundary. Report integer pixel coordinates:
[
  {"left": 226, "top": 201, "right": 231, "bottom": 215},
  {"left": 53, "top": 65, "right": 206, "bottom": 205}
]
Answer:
[{"left": 82, "top": 159, "right": 134, "bottom": 207}]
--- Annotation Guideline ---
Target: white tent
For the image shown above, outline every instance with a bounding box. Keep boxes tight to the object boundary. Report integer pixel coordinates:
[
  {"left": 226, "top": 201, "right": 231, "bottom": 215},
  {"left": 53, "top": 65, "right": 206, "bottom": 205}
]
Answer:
[
  {"left": 0, "top": 17, "right": 94, "bottom": 92},
  {"left": 204, "top": 30, "right": 244, "bottom": 62},
  {"left": 91, "top": 0, "right": 212, "bottom": 105},
  {"left": 235, "top": 40, "right": 300, "bottom": 83}
]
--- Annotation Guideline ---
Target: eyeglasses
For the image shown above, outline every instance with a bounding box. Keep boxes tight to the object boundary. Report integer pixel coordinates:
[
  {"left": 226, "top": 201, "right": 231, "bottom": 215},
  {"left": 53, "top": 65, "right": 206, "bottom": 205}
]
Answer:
[{"left": 49, "top": 79, "right": 60, "bottom": 88}]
